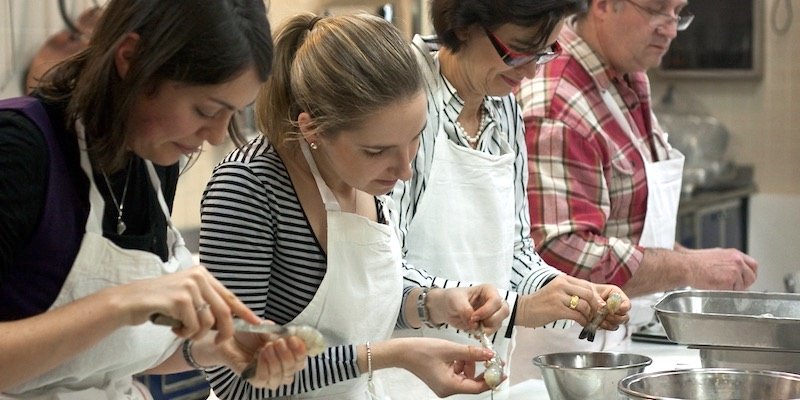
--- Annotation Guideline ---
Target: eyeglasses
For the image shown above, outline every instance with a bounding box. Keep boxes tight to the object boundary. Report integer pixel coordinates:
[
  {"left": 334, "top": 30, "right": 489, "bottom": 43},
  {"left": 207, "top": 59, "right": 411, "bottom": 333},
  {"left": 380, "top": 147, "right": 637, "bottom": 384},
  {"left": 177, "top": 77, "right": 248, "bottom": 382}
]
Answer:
[
  {"left": 484, "top": 28, "right": 562, "bottom": 68},
  {"left": 622, "top": 0, "right": 694, "bottom": 31}
]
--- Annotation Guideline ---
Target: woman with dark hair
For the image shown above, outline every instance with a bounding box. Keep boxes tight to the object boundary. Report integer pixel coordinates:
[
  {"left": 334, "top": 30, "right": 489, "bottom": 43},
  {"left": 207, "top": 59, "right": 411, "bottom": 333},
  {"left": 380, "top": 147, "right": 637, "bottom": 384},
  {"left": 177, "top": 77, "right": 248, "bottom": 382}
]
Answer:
[
  {"left": 383, "top": 0, "right": 632, "bottom": 396},
  {"left": 0, "top": 1, "right": 308, "bottom": 398}
]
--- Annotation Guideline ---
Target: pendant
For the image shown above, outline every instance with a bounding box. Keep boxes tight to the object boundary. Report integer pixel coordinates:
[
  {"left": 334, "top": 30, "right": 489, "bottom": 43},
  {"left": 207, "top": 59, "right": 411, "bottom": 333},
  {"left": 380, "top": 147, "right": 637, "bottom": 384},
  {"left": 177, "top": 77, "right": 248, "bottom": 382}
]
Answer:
[{"left": 116, "top": 219, "right": 127, "bottom": 235}]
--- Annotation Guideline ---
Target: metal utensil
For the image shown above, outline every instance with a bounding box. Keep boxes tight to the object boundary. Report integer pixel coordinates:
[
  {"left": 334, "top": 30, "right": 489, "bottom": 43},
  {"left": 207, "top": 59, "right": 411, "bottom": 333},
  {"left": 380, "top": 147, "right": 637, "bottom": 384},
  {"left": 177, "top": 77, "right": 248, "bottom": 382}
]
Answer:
[
  {"left": 150, "top": 313, "right": 295, "bottom": 380},
  {"left": 150, "top": 313, "right": 291, "bottom": 335}
]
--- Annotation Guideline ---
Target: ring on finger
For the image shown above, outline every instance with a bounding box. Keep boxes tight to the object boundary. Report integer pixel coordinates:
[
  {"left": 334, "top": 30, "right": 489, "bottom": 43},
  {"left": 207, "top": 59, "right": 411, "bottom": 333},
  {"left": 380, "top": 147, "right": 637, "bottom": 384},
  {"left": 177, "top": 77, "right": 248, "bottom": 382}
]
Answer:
[
  {"left": 568, "top": 295, "right": 579, "bottom": 310},
  {"left": 195, "top": 303, "right": 210, "bottom": 313}
]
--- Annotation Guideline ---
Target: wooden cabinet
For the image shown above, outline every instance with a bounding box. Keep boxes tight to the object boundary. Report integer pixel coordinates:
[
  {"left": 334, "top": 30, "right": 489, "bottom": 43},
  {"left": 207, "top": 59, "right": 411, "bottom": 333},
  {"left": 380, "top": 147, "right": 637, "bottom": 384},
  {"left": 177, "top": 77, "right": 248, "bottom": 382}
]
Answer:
[{"left": 676, "top": 187, "right": 755, "bottom": 252}]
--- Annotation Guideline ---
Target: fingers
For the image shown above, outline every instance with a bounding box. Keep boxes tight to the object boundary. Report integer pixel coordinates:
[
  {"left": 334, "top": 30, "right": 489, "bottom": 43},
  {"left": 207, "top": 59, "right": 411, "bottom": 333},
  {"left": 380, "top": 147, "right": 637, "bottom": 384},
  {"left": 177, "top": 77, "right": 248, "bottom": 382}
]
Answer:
[
  {"left": 469, "top": 287, "right": 505, "bottom": 321},
  {"left": 469, "top": 290, "right": 509, "bottom": 334},
  {"left": 740, "top": 257, "right": 758, "bottom": 289},
  {"left": 247, "top": 338, "right": 302, "bottom": 389},
  {"left": 441, "top": 285, "right": 508, "bottom": 333},
  {"left": 191, "top": 266, "right": 261, "bottom": 343},
  {"left": 457, "top": 345, "right": 494, "bottom": 363},
  {"left": 446, "top": 377, "right": 491, "bottom": 396},
  {"left": 158, "top": 266, "right": 252, "bottom": 342}
]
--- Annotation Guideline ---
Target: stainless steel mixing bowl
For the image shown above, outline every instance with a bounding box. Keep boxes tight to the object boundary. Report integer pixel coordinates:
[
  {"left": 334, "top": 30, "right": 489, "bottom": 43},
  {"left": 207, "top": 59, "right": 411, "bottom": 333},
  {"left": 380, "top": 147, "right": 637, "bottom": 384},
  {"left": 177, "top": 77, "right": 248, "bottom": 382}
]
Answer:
[
  {"left": 532, "top": 352, "right": 652, "bottom": 400},
  {"left": 618, "top": 368, "right": 800, "bottom": 399}
]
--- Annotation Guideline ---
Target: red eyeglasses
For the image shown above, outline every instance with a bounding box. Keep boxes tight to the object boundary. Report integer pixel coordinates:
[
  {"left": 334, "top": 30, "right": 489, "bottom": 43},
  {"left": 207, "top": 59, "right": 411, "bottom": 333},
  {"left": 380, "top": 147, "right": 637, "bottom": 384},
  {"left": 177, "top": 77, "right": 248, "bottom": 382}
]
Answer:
[{"left": 484, "top": 28, "right": 562, "bottom": 68}]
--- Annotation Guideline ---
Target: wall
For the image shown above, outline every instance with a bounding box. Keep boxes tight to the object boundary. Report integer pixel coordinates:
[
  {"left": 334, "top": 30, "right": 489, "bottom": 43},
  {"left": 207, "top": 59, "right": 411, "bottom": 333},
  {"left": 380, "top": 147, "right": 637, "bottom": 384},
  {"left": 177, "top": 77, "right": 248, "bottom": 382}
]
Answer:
[{"left": 650, "top": 6, "right": 800, "bottom": 195}]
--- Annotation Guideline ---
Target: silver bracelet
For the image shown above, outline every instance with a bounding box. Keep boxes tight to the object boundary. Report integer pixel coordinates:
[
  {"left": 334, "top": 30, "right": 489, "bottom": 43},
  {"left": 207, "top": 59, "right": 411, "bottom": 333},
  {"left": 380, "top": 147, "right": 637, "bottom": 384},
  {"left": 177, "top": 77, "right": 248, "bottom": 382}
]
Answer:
[
  {"left": 417, "top": 287, "right": 444, "bottom": 329},
  {"left": 181, "top": 339, "right": 208, "bottom": 370},
  {"left": 366, "top": 341, "right": 373, "bottom": 382}
]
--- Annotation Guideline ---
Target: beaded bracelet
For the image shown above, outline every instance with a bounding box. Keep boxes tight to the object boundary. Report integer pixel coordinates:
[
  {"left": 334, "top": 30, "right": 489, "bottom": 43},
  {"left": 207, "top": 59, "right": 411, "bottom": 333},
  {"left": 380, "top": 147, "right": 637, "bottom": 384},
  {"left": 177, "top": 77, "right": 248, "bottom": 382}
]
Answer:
[
  {"left": 182, "top": 339, "right": 208, "bottom": 370},
  {"left": 365, "top": 341, "right": 373, "bottom": 382}
]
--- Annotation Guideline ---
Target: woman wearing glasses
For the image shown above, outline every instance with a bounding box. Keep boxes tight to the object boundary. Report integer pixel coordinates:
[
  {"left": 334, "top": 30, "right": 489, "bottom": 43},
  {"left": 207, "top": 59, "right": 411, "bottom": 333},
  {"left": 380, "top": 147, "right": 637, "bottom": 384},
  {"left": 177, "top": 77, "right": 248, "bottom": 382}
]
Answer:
[{"left": 381, "top": 0, "right": 631, "bottom": 396}]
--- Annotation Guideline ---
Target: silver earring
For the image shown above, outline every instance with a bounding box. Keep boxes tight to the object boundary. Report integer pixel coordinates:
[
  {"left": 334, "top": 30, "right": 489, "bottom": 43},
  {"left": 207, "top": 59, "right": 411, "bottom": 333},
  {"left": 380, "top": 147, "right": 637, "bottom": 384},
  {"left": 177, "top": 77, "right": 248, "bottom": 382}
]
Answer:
[{"left": 309, "top": 142, "right": 318, "bottom": 150}]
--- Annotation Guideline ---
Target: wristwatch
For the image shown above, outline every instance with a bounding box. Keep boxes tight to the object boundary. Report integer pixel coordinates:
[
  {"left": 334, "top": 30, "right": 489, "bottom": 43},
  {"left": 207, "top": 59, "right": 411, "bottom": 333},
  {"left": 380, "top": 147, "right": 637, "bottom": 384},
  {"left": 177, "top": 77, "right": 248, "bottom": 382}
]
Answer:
[{"left": 417, "top": 286, "right": 444, "bottom": 329}]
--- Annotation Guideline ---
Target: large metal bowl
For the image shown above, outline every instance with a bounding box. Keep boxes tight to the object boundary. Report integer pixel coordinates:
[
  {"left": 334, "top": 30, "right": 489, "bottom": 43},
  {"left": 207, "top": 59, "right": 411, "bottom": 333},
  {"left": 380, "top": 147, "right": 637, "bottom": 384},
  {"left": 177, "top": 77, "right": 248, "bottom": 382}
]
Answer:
[
  {"left": 618, "top": 368, "right": 800, "bottom": 399},
  {"left": 532, "top": 352, "right": 652, "bottom": 400}
]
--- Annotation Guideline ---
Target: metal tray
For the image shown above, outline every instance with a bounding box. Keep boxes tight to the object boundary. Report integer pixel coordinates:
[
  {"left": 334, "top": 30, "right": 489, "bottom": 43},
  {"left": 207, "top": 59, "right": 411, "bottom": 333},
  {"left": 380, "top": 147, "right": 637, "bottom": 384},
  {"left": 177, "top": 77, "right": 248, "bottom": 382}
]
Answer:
[{"left": 654, "top": 290, "right": 800, "bottom": 350}]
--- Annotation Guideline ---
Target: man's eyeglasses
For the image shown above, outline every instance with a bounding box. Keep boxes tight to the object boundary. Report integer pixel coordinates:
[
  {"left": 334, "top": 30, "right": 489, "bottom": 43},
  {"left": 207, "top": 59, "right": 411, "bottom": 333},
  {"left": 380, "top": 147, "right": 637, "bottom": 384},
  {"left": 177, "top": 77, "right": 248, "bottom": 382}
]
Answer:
[
  {"left": 622, "top": 0, "right": 694, "bottom": 31},
  {"left": 484, "top": 28, "right": 562, "bottom": 68}
]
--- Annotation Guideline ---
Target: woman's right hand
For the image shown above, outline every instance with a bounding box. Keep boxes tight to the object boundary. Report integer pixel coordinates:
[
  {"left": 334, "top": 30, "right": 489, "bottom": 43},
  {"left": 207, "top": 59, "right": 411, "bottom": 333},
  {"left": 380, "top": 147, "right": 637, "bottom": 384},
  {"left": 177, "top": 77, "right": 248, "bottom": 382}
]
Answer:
[
  {"left": 515, "top": 274, "right": 606, "bottom": 328},
  {"left": 108, "top": 265, "right": 260, "bottom": 343},
  {"left": 375, "top": 337, "right": 497, "bottom": 398}
]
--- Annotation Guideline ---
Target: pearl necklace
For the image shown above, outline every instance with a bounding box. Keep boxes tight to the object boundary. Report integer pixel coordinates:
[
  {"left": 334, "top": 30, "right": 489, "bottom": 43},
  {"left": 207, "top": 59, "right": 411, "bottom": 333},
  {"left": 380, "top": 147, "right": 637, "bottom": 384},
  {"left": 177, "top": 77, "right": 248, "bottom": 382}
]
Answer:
[{"left": 454, "top": 108, "right": 487, "bottom": 146}]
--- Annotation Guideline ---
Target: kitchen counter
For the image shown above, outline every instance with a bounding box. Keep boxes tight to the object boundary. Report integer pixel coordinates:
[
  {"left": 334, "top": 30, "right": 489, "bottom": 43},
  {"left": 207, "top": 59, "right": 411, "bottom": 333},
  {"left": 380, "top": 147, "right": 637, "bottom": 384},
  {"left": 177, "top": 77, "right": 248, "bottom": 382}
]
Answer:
[{"left": 477, "top": 341, "right": 701, "bottom": 399}]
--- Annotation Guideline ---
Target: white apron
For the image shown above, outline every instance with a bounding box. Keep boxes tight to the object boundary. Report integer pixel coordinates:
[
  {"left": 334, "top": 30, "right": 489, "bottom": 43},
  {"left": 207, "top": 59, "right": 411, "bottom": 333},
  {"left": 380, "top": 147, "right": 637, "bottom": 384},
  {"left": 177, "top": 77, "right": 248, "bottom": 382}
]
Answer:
[
  {"left": 379, "top": 42, "right": 518, "bottom": 395},
  {"left": 378, "top": 36, "right": 517, "bottom": 399},
  {"left": 3, "top": 122, "right": 194, "bottom": 399},
  {"left": 210, "top": 142, "right": 404, "bottom": 400},
  {"left": 601, "top": 86, "right": 685, "bottom": 333}
]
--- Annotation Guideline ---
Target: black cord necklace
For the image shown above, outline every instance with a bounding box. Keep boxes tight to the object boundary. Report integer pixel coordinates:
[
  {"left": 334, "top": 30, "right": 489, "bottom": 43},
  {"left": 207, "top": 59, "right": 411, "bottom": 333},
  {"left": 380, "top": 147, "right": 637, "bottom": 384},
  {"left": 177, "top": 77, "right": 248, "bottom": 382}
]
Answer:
[{"left": 101, "top": 160, "right": 133, "bottom": 235}]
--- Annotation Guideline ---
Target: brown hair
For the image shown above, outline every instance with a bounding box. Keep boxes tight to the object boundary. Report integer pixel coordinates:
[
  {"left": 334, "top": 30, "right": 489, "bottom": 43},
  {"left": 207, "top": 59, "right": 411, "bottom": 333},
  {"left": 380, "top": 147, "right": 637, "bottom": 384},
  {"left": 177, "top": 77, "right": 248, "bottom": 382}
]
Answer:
[
  {"left": 257, "top": 12, "right": 423, "bottom": 145},
  {"left": 37, "top": 0, "right": 273, "bottom": 173}
]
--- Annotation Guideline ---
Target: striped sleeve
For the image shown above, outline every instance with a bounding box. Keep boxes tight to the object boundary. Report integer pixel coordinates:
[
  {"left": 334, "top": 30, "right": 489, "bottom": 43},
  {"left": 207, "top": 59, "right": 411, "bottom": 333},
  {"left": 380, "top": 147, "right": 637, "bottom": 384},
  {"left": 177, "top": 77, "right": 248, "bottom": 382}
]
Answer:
[{"left": 199, "top": 143, "right": 361, "bottom": 398}]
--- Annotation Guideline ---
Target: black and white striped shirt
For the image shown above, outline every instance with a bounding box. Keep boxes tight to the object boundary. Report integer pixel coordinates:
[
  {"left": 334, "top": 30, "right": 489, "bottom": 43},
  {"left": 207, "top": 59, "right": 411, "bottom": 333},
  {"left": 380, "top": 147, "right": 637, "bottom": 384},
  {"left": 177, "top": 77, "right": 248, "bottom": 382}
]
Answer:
[
  {"left": 394, "top": 38, "right": 564, "bottom": 328},
  {"left": 200, "top": 137, "right": 403, "bottom": 398}
]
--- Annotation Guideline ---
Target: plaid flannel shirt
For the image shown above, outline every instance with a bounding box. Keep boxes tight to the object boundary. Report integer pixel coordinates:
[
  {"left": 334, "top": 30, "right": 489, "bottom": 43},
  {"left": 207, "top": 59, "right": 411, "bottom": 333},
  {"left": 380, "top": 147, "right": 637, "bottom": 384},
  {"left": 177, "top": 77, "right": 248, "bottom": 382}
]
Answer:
[{"left": 517, "top": 22, "right": 672, "bottom": 287}]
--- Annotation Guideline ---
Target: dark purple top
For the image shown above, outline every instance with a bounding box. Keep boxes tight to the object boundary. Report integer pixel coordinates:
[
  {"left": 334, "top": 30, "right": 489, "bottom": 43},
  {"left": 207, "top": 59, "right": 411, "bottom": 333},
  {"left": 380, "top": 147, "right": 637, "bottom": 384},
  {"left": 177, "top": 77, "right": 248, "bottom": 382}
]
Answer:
[{"left": 0, "top": 96, "right": 179, "bottom": 320}]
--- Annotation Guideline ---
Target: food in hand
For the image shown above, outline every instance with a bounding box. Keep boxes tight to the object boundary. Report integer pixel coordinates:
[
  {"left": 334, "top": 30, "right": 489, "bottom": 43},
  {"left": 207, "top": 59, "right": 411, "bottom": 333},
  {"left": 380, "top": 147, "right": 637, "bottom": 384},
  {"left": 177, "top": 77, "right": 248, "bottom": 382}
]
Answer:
[
  {"left": 473, "top": 328, "right": 503, "bottom": 389},
  {"left": 483, "top": 361, "right": 502, "bottom": 389},
  {"left": 578, "top": 292, "right": 623, "bottom": 342},
  {"left": 285, "top": 325, "right": 325, "bottom": 356}
]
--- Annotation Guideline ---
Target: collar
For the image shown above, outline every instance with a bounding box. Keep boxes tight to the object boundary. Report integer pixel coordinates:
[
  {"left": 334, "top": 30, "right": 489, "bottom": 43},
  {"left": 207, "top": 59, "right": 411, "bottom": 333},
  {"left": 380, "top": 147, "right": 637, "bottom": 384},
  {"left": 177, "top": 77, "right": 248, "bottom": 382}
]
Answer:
[
  {"left": 561, "top": 18, "right": 618, "bottom": 93},
  {"left": 561, "top": 19, "right": 651, "bottom": 109}
]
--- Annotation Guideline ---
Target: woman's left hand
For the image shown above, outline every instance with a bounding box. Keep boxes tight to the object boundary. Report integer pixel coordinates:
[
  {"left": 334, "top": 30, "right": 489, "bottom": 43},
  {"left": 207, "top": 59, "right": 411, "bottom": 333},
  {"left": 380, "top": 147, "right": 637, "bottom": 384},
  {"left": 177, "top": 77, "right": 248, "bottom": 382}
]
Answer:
[
  {"left": 426, "top": 284, "right": 509, "bottom": 334},
  {"left": 215, "top": 331, "right": 309, "bottom": 389}
]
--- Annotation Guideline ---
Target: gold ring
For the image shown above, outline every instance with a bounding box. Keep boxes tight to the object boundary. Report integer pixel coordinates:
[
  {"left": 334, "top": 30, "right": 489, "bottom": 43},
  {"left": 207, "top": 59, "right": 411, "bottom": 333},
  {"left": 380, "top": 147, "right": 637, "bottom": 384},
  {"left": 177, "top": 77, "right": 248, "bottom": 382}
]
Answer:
[
  {"left": 195, "top": 303, "right": 210, "bottom": 313},
  {"left": 569, "top": 295, "right": 579, "bottom": 310}
]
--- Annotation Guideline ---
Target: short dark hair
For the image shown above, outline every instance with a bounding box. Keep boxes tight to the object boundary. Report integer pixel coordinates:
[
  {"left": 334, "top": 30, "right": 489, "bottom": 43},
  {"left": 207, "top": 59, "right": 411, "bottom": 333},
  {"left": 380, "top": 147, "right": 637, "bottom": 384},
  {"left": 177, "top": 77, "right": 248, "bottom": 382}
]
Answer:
[
  {"left": 38, "top": 0, "right": 273, "bottom": 172},
  {"left": 431, "top": 0, "right": 587, "bottom": 53}
]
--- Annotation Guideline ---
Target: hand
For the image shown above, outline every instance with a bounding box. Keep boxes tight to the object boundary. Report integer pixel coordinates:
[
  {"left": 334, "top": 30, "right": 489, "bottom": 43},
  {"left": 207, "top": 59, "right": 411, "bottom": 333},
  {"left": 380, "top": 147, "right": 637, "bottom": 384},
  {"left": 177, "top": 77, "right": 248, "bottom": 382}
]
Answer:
[
  {"left": 683, "top": 248, "right": 758, "bottom": 291},
  {"left": 427, "top": 284, "right": 509, "bottom": 334},
  {"left": 394, "top": 338, "right": 499, "bottom": 397},
  {"left": 215, "top": 331, "right": 309, "bottom": 389},
  {"left": 592, "top": 284, "right": 630, "bottom": 331},
  {"left": 515, "top": 275, "right": 607, "bottom": 328},
  {"left": 109, "top": 265, "right": 260, "bottom": 343}
]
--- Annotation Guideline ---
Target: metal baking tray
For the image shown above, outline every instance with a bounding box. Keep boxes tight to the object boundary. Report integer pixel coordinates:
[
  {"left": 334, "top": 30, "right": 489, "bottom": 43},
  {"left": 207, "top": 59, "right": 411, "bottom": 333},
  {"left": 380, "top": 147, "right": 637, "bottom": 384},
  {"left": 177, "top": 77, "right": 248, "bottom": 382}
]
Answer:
[{"left": 654, "top": 290, "right": 800, "bottom": 350}]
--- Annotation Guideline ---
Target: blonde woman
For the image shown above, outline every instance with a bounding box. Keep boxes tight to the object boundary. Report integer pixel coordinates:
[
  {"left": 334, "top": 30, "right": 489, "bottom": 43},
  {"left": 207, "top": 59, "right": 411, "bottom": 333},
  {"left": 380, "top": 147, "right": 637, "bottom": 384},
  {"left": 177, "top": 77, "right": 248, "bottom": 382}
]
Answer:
[{"left": 200, "top": 13, "right": 509, "bottom": 399}]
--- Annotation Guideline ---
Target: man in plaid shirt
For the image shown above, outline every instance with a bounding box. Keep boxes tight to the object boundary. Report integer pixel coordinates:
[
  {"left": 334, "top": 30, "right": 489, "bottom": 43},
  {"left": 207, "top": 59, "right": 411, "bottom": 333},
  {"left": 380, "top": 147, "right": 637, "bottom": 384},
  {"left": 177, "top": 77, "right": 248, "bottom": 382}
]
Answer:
[{"left": 518, "top": 0, "right": 758, "bottom": 301}]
